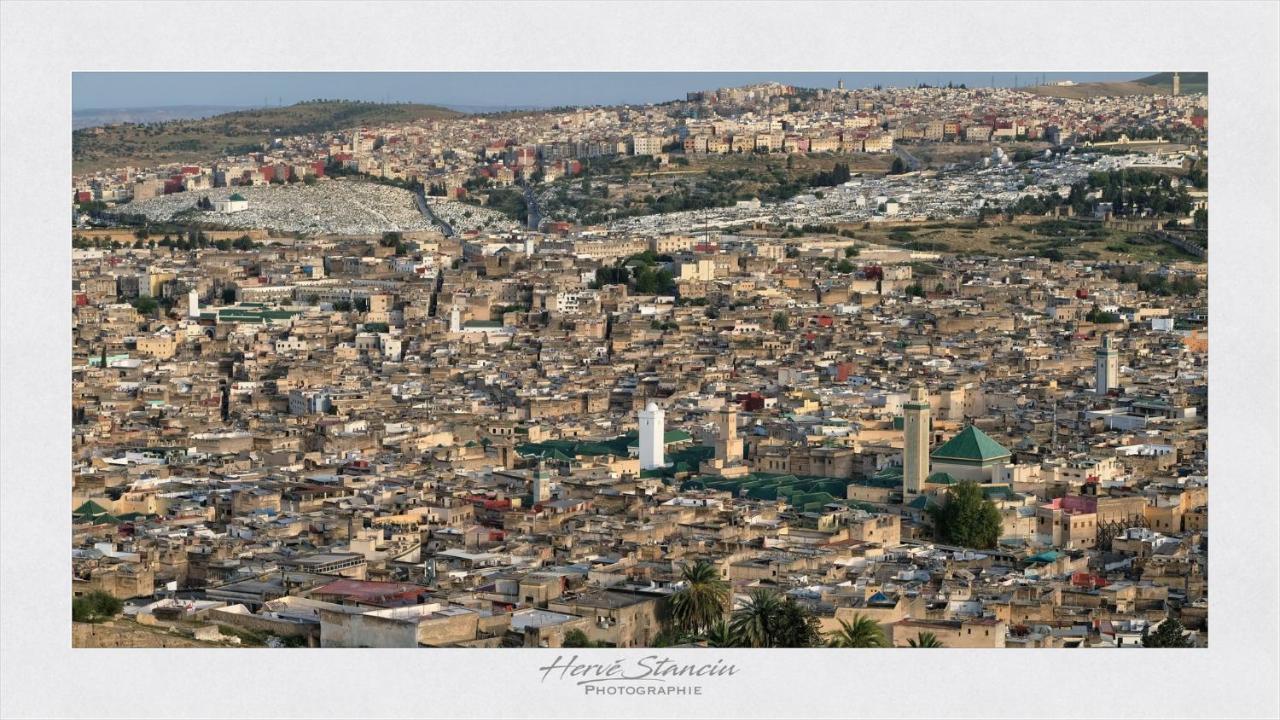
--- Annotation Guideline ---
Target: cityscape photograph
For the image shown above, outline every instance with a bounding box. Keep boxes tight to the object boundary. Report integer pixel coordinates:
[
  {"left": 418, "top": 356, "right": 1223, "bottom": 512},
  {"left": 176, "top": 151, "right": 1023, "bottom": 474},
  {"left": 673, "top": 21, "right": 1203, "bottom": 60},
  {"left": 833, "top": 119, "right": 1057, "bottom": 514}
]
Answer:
[{"left": 68, "top": 70, "right": 1210, "bottom": 651}]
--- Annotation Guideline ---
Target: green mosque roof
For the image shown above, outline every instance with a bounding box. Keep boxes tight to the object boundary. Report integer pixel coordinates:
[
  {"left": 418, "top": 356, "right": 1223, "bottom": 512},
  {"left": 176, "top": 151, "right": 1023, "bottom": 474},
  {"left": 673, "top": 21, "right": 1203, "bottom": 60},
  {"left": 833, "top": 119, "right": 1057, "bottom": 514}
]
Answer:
[{"left": 930, "top": 425, "right": 1011, "bottom": 465}]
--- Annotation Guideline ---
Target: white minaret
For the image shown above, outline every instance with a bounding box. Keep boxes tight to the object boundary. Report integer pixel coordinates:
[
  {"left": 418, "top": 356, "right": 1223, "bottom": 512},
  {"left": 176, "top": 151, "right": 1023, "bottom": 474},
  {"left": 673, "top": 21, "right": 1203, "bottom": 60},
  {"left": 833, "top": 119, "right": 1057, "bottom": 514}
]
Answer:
[
  {"left": 449, "top": 305, "right": 461, "bottom": 333},
  {"left": 902, "top": 381, "right": 930, "bottom": 495},
  {"left": 638, "top": 401, "right": 665, "bottom": 470},
  {"left": 1096, "top": 334, "right": 1120, "bottom": 395},
  {"left": 187, "top": 289, "right": 199, "bottom": 318},
  {"left": 1172, "top": 72, "right": 1181, "bottom": 97}
]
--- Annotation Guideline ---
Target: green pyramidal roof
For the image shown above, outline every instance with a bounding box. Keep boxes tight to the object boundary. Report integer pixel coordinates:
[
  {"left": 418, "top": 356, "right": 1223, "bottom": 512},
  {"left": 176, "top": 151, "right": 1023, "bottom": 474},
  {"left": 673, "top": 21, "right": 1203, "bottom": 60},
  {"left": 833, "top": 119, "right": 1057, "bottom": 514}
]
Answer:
[
  {"left": 930, "top": 425, "right": 1011, "bottom": 465},
  {"left": 74, "top": 499, "right": 111, "bottom": 517}
]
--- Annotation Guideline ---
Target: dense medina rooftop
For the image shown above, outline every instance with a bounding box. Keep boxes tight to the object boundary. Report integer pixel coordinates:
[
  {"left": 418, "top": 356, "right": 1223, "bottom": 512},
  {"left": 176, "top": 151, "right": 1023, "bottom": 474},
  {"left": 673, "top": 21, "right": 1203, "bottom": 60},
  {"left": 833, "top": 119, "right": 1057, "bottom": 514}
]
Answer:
[
  {"left": 66, "top": 81, "right": 1209, "bottom": 650},
  {"left": 70, "top": 219, "right": 1209, "bottom": 649}
]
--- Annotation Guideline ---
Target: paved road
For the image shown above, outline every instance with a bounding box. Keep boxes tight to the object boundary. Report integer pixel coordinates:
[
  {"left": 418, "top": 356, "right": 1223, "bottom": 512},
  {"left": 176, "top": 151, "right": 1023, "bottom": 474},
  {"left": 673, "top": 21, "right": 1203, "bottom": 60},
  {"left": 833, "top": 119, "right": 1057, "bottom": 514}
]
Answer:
[
  {"left": 520, "top": 180, "right": 542, "bottom": 230},
  {"left": 892, "top": 144, "right": 924, "bottom": 172},
  {"left": 414, "top": 189, "right": 455, "bottom": 237}
]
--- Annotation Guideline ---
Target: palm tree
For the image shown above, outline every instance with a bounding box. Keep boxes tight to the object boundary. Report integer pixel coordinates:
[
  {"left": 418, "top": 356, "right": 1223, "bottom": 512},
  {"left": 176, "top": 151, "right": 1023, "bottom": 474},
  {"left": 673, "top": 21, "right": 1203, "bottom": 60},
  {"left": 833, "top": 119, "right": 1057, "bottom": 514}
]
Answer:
[
  {"left": 827, "top": 614, "right": 888, "bottom": 648},
  {"left": 704, "top": 618, "right": 736, "bottom": 648},
  {"left": 668, "top": 560, "right": 730, "bottom": 636},
  {"left": 730, "top": 589, "right": 784, "bottom": 648},
  {"left": 907, "top": 631, "right": 945, "bottom": 648}
]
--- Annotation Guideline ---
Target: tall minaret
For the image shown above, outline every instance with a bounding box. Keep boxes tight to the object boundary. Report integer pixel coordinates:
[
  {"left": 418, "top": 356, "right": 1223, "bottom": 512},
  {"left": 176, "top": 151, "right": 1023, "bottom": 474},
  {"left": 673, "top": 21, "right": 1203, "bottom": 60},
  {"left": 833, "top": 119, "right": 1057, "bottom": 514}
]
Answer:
[
  {"left": 638, "top": 401, "right": 665, "bottom": 470},
  {"left": 532, "top": 459, "right": 552, "bottom": 502},
  {"left": 1096, "top": 334, "right": 1120, "bottom": 395},
  {"left": 902, "top": 381, "right": 930, "bottom": 495},
  {"left": 449, "top": 305, "right": 461, "bottom": 333},
  {"left": 187, "top": 289, "right": 200, "bottom": 319},
  {"left": 714, "top": 404, "right": 742, "bottom": 464},
  {"left": 1172, "top": 72, "right": 1181, "bottom": 97}
]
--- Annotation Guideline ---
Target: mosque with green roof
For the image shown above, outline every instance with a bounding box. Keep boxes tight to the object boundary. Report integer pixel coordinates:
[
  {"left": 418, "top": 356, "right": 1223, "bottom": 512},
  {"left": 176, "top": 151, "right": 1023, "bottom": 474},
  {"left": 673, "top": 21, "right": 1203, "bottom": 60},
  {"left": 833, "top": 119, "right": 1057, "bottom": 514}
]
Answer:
[{"left": 928, "top": 425, "right": 1013, "bottom": 483}]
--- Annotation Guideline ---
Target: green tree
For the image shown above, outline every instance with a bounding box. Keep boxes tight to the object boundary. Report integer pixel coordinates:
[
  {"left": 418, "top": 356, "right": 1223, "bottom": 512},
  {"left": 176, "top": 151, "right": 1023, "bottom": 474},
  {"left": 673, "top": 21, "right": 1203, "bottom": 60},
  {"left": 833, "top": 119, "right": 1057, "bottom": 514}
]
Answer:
[
  {"left": 72, "top": 590, "right": 123, "bottom": 623},
  {"left": 772, "top": 597, "right": 823, "bottom": 648},
  {"left": 927, "top": 480, "right": 1003, "bottom": 549},
  {"left": 889, "top": 157, "right": 907, "bottom": 175},
  {"left": 634, "top": 266, "right": 659, "bottom": 294},
  {"left": 772, "top": 312, "right": 789, "bottom": 331},
  {"left": 132, "top": 295, "right": 159, "bottom": 315},
  {"left": 562, "top": 629, "right": 595, "bottom": 648},
  {"left": 1086, "top": 305, "right": 1122, "bottom": 324},
  {"left": 727, "top": 590, "right": 820, "bottom": 648},
  {"left": 1142, "top": 615, "right": 1193, "bottom": 648},
  {"left": 704, "top": 618, "right": 737, "bottom": 648},
  {"left": 837, "top": 259, "right": 855, "bottom": 274},
  {"left": 668, "top": 561, "right": 730, "bottom": 636},
  {"left": 827, "top": 614, "right": 888, "bottom": 648},
  {"left": 907, "top": 631, "right": 945, "bottom": 648},
  {"left": 730, "top": 589, "right": 784, "bottom": 648}
]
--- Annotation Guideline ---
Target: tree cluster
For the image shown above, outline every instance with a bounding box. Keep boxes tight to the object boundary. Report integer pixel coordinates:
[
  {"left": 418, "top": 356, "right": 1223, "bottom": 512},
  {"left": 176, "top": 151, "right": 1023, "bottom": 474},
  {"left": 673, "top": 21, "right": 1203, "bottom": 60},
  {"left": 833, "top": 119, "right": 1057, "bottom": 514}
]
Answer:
[{"left": 927, "top": 480, "right": 1003, "bottom": 549}]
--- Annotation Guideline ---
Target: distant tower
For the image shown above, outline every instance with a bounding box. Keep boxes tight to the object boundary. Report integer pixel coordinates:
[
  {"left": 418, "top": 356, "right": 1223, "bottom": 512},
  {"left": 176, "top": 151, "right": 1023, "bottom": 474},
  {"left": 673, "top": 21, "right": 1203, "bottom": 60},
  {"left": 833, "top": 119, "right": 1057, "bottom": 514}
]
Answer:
[
  {"left": 638, "top": 401, "right": 665, "bottom": 470},
  {"left": 837, "top": 79, "right": 845, "bottom": 91},
  {"left": 449, "top": 305, "right": 461, "bottom": 333},
  {"left": 1172, "top": 72, "right": 1181, "bottom": 97},
  {"left": 532, "top": 459, "right": 552, "bottom": 502},
  {"left": 1096, "top": 334, "right": 1120, "bottom": 395},
  {"left": 902, "top": 381, "right": 931, "bottom": 495},
  {"left": 187, "top": 289, "right": 200, "bottom": 318},
  {"left": 714, "top": 404, "right": 743, "bottom": 464}
]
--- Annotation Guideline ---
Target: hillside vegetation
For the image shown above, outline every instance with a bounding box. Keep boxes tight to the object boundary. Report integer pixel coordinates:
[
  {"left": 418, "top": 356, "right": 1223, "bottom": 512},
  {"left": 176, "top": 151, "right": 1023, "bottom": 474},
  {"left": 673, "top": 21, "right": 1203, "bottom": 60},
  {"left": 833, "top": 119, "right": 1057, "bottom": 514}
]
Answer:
[
  {"left": 1022, "top": 72, "right": 1206, "bottom": 100},
  {"left": 73, "top": 100, "right": 462, "bottom": 174}
]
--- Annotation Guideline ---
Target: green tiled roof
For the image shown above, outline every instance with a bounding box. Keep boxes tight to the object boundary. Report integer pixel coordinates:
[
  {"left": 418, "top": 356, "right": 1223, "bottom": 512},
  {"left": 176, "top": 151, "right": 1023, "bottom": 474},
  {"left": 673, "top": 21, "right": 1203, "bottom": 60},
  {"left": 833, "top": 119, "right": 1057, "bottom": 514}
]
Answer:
[
  {"left": 930, "top": 426, "right": 1011, "bottom": 465},
  {"left": 73, "top": 500, "right": 110, "bottom": 517},
  {"left": 625, "top": 429, "right": 694, "bottom": 449}
]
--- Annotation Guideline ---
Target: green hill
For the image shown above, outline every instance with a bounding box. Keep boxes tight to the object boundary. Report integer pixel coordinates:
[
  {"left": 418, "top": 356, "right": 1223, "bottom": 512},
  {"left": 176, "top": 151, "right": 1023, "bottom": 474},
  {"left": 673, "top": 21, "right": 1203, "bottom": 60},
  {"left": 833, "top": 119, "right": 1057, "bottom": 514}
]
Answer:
[
  {"left": 1136, "top": 72, "right": 1208, "bottom": 87},
  {"left": 73, "top": 100, "right": 463, "bottom": 174}
]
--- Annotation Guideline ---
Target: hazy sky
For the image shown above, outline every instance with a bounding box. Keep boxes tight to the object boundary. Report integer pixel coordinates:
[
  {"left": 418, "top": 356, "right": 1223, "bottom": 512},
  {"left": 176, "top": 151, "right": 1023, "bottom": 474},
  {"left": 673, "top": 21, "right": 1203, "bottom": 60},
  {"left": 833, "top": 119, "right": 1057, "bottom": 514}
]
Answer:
[{"left": 72, "top": 72, "right": 1150, "bottom": 111}]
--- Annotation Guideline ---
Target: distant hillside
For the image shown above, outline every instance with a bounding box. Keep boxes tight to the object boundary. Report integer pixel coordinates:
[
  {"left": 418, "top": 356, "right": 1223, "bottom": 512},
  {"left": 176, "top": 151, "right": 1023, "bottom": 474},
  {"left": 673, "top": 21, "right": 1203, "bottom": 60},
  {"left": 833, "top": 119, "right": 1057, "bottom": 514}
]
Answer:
[
  {"left": 1136, "top": 72, "right": 1208, "bottom": 86},
  {"left": 73, "top": 105, "right": 256, "bottom": 130},
  {"left": 1136, "top": 72, "right": 1208, "bottom": 93},
  {"left": 1022, "top": 73, "right": 1206, "bottom": 100},
  {"left": 73, "top": 100, "right": 463, "bottom": 175}
]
